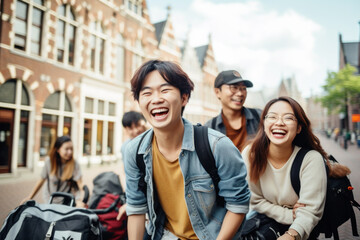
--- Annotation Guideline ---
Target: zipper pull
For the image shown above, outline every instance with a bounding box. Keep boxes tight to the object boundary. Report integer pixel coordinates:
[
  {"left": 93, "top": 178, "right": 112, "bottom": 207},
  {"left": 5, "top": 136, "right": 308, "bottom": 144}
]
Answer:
[{"left": 45, "top": 221, "right": 56, "bottom": 240}]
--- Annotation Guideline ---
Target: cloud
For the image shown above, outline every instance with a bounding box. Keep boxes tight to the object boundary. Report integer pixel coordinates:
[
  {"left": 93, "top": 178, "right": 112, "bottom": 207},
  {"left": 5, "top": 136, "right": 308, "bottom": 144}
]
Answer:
[{"left": 154, "top": 0, "right": 323, "bottom": 97}]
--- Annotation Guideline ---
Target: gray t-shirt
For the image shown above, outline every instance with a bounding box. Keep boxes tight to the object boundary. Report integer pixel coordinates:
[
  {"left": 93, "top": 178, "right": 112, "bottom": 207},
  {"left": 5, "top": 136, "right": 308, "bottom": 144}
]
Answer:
[{"left": 41, "top": 158, "right": 82, "bottom": 203}]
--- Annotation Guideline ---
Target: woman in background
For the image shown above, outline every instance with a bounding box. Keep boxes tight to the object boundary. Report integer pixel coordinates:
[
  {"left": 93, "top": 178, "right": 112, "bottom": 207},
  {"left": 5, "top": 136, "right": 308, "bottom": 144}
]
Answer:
[{"left": 21, "top": 136, "right": 84, "bottom": 206}]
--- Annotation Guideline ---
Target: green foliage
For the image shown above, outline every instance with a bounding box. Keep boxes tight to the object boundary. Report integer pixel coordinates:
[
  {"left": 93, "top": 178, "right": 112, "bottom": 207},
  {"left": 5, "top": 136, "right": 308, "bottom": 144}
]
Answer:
[{"left": 319, "top": 64, "right": 360, "bottom": 114}]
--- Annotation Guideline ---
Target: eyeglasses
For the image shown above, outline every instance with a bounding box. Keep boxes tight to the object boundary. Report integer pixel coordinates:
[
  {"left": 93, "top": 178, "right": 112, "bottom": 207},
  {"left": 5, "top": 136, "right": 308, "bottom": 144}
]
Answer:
[
  {"left": 226, "top": 84, "right": 247, "bottom": 94},
  {"left": 265, "top": 113, "right": 297, "bottom": 125}
]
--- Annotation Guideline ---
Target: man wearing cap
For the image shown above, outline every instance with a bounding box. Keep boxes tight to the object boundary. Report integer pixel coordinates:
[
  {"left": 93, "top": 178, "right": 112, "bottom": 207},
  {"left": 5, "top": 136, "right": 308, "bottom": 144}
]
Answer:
[{"left": 205, "top": 70, "right": 261, "bottom": 151}]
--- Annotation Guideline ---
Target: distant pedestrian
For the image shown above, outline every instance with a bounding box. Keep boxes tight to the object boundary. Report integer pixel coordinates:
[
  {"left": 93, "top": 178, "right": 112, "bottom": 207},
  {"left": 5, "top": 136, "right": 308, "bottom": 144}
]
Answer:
[
  {"left": 20, "top": 136, "right": 84, "bottom": 206},
  {"left": 205, "top": 70, "right": 261, "bottom": 151}
]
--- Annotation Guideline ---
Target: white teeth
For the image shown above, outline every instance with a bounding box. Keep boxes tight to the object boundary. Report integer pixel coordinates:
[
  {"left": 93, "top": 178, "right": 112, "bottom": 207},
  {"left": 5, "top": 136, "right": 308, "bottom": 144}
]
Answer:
[
  {"left": 151, "top": 108, "right": 168, "bottom": 114},
  {"left": 272, "top": 129, "right": 286, "bottom": 134}
]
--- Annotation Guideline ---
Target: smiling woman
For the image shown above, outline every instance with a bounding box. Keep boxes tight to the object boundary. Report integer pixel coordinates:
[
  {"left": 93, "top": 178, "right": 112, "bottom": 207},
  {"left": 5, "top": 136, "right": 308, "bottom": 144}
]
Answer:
[
  {"left": 241, "top": 96, "right": 329, "bottom": 240},
  {"left": 21, "top": 136, "right": 84, "bottom": 207}
]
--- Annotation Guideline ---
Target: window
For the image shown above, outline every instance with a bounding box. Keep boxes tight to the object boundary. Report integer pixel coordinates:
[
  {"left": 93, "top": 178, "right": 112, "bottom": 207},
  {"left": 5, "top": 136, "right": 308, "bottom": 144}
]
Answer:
[
  {"left": 41, "top": 91, "right": 74, "bottom": 157},
  {"left": 85, "top": 97, "right": 94, "bottom": 113},
  {"left": 96, "top": 120, "right": 103, "bottom": 155},
  {"left": 98, "top": 100, "right": 104, "bottom": 115},
  {"left": 0, "top": 79, "right": 32, "bottom": 172},
  {"left": 83, "top": 119, "right": 92, "bottom": 155},
  {"left": 83, "top": 99, "right": 116, "bottom": 156},
  {"left": 56, "top": 4, "right": 77, "bottom": 65},
  {"left": 109, "top": 102, "right": 115, "bottom": 116},
  {"left": 107, "top": 122, "right": 114, "bottom": 154},
  {"left": 126, "top": 0, "right": 143, "bottom": 16},
  {"left": 89, "top": 22, "right": 106, "bottom": 74},
  {"left": 14, "top": 0, "right": 45, "bottom": 55},
  {"left": 115, "top": 34, "right": 125, "bottom": 83}
]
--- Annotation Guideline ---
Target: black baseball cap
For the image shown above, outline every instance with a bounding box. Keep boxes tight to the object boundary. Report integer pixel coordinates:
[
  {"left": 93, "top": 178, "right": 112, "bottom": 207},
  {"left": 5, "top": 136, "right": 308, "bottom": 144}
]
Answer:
[{"left": 214, "top": 70, "right": 253, "bottom": 88}]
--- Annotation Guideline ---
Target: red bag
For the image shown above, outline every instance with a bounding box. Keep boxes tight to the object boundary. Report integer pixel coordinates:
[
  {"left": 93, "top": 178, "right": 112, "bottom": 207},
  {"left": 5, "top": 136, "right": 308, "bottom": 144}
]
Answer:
[{"left": 96, "top": 193, "right": 127, "bottom": 240}]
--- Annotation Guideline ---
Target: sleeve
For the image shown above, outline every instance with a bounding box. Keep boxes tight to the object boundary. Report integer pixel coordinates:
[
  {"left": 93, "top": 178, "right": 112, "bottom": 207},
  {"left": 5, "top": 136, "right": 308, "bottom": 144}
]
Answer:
[
  {"left": 124, "top": 139, "right": 148, "bottom": 216},
  {"left": 212, "top": 134, "right": 251, "bottom": 214},
  {"left": 290, "top": 151, "right": 327, "bottom": 239}
]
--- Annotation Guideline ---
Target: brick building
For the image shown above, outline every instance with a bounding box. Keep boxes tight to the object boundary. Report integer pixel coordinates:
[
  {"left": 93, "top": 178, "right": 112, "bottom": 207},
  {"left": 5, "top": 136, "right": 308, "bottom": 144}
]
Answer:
[{"left": 0, "top": 0, "right": 219, "bottom": 175}]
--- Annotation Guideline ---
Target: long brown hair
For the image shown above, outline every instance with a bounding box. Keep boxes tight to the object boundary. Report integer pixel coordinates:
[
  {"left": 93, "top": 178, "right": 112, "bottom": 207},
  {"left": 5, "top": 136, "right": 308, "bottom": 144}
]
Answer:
[
  {"left": 248, "top": 96, "right": 328, "bottom": 183},
  {"left": 49, "top": 136, "right": 75, "bottom": 181}
]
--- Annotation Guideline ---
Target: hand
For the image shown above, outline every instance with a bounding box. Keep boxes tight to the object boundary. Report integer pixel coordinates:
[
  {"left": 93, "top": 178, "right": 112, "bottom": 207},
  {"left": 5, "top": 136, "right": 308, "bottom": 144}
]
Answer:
[
  {"left": 116, "top": 203, "right": 127, "bottom": 221},
  {"left": 292, "top": 202, "right": 306, "bottom": 219}
]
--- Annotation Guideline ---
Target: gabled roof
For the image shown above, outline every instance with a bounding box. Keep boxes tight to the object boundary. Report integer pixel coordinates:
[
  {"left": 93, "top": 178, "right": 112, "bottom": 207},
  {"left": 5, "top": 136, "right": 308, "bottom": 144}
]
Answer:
[
  {"left": 154, "top": 20, "right": 166, "bottom": 45},
  {"left": 195, "top": 45, "right": 208, "bottom": 67},
  {"left": 342, "top": 42, "right": 359, "bottom": 69}
]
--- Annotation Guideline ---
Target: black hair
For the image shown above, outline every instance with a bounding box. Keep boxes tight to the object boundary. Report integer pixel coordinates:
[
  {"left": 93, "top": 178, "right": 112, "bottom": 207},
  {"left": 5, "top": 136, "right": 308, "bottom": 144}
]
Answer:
[
  {"left": 122, "top": 111, "right": 146, "bottom": 128},
  {"left": 131, "top": 60, "right": 194, "bottom": 101}
]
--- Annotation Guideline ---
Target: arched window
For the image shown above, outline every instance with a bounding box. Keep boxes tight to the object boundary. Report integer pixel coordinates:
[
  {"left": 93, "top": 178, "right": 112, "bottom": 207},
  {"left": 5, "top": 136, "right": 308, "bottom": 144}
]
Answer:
[
  {"left": 0, "top": 79, "right": 31, "bottom": 173},
  {"left": 89, "top": 21, "right": 106, "bottom": 74},
  {"left": 14, "top": 0, "right": 45, "bottom": 55},
  {"left": 40, "top": 91, "right": 74, "bottom": 157},
  {"left": 115, "top": 34, "right": 125, "bottom": 83},
  {"left": 56, "top": 4, "right": 77, "bottom": 65}
]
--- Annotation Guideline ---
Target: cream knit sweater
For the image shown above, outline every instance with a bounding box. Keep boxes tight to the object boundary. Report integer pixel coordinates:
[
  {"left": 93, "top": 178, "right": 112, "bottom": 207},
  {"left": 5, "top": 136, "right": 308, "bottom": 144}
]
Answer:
[{"left": 242, "top": 145, "right": 327, "bottom": 240}]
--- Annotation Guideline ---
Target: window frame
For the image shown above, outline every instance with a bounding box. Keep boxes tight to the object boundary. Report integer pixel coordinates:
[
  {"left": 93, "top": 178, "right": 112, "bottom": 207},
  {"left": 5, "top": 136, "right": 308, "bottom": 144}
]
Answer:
[
  {"left": 13, "top": 0, "right": 46, "bottom": 56},
  {"left": 88, "top": 21, "right": 107, "bottom": 74},
  {"left": 55, "top": 4, "right": 78, "bottom": 65}
]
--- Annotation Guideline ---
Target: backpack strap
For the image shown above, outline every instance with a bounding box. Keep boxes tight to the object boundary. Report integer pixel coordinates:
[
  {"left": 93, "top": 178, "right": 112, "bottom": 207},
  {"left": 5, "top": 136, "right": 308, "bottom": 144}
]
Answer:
[
  {"left": 136, "top": 132, "right": 149, "bottom": 197},
  {"left": 194, "top": 124, "right": 225, "bottom": 207},
  {"left": 290, "top": 148, "right": 311, "bottom": 196}
]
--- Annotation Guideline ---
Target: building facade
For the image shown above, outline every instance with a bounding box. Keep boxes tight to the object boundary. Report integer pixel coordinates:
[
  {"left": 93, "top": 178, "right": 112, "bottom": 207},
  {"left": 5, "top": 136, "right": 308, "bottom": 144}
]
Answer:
[{"left": 0, "top": 0, "right": 220, "bottom": 176}]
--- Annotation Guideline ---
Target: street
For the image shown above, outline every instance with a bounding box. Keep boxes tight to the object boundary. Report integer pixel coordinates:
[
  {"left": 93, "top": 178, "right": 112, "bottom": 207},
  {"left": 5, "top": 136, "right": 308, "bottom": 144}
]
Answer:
[{"left": 0, "top": 133, "right": 359, "bottom": 239}]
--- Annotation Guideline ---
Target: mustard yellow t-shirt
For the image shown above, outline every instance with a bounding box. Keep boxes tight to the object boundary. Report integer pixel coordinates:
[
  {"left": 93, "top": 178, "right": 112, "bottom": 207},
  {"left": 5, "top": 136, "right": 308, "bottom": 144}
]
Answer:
[{"left": 152, "top": 136, "right": 198, "bottom": 240}]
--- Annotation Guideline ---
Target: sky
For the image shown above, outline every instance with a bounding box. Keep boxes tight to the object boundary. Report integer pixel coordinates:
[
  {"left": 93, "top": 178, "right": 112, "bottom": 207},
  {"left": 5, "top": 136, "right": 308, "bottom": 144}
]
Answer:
[{"left": 146, "top": 0, "right": 360, "bottom": 98}]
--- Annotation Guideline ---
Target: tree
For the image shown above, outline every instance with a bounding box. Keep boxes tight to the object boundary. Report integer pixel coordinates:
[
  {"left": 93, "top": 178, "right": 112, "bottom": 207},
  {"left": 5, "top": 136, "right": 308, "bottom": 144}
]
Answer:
[{"left": 319, "top": 64, "right": 360, "bottom": 130}]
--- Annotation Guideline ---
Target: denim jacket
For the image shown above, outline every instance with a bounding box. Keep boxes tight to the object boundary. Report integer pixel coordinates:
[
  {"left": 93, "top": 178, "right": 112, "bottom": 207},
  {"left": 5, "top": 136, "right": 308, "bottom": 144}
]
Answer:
[
  {"left": 124, "top": 118, "right": 250, "bottom": 240},
  {"left": 204, "top": 107, "right": 262, "bottom": 140}
]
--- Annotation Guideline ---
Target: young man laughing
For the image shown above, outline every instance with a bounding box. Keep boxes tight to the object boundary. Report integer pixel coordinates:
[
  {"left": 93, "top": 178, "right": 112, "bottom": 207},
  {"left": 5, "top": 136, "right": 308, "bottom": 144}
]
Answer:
[
  {"left": 124, "top": 60, "right": 250, "bottom": 240},
  {"left": 205, "top": 70, "right": 261, "bottom": 151}
]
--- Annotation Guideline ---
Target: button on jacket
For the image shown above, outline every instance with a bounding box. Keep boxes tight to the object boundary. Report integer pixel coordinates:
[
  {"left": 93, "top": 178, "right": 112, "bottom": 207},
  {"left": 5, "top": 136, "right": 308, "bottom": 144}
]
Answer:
[{"left": 124, "top": 118, "right": 250, "bottom": 240}]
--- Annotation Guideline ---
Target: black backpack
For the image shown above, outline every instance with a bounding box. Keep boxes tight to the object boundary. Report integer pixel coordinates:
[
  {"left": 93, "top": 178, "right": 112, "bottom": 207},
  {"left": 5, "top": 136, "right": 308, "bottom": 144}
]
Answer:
[
  {"left": 290, "top": 148, "right": 360, "bottom": 240},
  {"left": 135, "top": 124, "right": 224, "bottom": 206}
]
